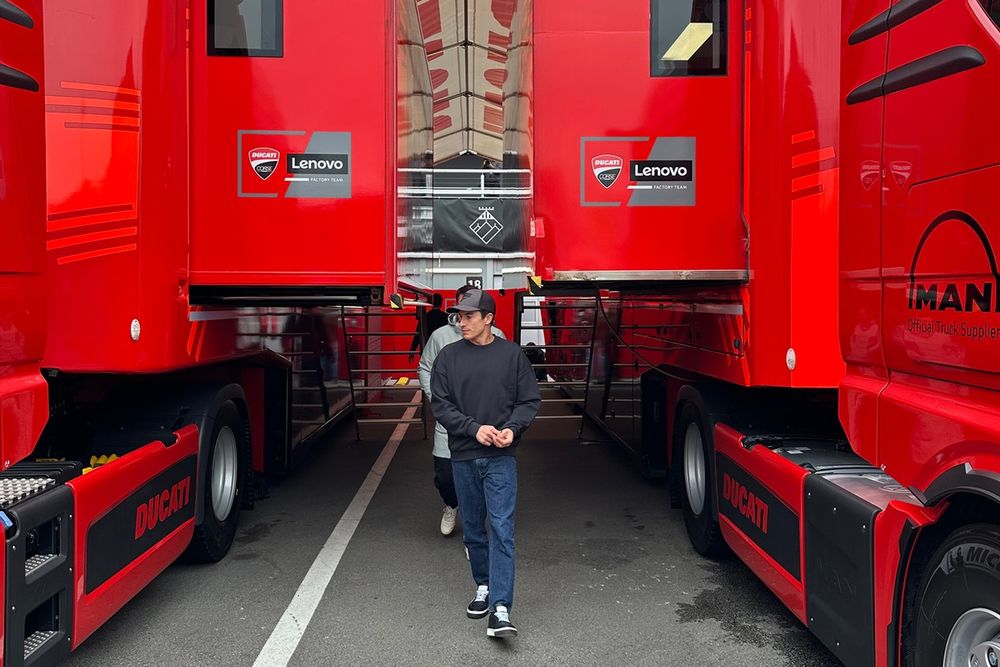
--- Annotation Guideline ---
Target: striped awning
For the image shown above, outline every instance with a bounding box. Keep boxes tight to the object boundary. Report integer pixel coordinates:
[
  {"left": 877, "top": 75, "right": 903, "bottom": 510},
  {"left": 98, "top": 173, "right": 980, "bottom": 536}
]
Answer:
[{"left": 417, "top": 0, "right": 517, "bottom": 162}]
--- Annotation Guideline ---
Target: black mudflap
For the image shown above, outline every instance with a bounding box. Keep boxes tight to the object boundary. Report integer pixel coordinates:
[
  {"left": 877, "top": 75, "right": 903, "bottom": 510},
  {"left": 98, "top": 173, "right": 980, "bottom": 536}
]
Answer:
[
  {"left": 639, "top": 371, "right": 668, "bottom": 478},
  {"left": 804, "top": 474, "right": 878, "bottom": 667}
]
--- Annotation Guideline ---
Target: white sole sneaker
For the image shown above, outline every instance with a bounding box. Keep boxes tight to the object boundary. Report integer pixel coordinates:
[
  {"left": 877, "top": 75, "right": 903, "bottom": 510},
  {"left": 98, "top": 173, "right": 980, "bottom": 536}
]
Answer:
[
  {"left": 487, "top": 626, "right": 517, "bottom": 638},
  {"left": 440, "top": 507, "right": 458, "bottom": 536}
]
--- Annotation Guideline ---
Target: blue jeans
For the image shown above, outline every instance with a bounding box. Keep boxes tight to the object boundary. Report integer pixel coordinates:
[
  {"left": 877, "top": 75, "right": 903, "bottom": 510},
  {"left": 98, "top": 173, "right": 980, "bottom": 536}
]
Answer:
[{"left": 452, "top": 456, "right": 517, "bottom": 611}]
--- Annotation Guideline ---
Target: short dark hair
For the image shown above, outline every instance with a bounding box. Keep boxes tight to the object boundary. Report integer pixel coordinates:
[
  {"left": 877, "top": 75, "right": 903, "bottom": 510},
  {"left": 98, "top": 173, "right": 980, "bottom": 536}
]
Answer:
[{"left": 432, "top": 293, "right": 443, "bottom": 308}]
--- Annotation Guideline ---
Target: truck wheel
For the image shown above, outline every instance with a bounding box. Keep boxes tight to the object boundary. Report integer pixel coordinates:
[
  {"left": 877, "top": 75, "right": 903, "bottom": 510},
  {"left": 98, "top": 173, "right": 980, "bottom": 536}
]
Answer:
[
  {"left": 677, "top": 402, "right": 726, "bottom": 556},
  {"left": 904, "top": 523, "right": 1000, "bottom": 667},
  {"left": 185, "top": 401, "right": 248, "bottom": 563}
]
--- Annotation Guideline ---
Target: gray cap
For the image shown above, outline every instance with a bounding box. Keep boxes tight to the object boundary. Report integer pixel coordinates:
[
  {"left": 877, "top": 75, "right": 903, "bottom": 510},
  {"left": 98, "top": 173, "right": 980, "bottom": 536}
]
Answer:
[{"left": 447, "top": 289, "right": 496, "bottom": 315}]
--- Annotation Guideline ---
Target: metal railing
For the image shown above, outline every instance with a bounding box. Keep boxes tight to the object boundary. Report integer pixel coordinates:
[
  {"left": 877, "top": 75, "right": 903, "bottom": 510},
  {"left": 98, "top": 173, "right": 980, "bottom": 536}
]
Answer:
[{"left": 397, "top": 168, "right": 533, "bottom": 199}]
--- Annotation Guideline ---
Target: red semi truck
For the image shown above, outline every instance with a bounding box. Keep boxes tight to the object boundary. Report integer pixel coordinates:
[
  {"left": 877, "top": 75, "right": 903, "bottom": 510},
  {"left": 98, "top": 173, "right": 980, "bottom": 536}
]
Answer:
[
  {"left": 0, "top": 1, "right": 434, "bottom": 664},
  {"left": 526, "top": 1, "right": 1000, "bottom": 666}
]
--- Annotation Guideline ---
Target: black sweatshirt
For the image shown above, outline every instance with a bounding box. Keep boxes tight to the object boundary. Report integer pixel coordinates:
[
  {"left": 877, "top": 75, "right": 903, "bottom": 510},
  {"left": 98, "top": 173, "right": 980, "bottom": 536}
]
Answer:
[{"left": 430, "top": 336, "right": 541, "bottom": 461}]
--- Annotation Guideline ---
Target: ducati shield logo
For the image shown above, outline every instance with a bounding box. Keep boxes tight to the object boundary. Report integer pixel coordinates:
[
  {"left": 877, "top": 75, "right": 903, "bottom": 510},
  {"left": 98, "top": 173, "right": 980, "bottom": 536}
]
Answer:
[
  {"left": 592, "top": 154, "right": 623, "bottom": 189},
  {"left": 249, "top": 147, "right": 280, "bottom": 181}
]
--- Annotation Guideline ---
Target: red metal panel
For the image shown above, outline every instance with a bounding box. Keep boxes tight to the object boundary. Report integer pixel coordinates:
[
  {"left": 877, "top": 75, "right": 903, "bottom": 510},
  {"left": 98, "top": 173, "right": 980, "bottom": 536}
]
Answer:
[
  {"left": 0, "top": 0, "right": 48, "bottom": 471},
  {"left": 719, "top": 515, "right": 806, "bottom": 622},
  {"left": 1, "top": 4, "right": 45, "bottom": 654},
  {"left": 743, "top": 0, "right": 843, "bottom": 388},
  {"left": 878, "top": 378, "right": 1000, "bottom": 492},
  {"left": 875, "top": 0, "right": 1000, "bottom": 484},
  {"left": 189, "top": 0, "right": 393, "bottom": 290},
  {"left": 839, "top": 0, "right": 892, "bottom": 464},
  {"left": 881, "top": 2, "right": 1000, "bottom": 392},
  {"left": 715, "top": 424, "right": 807, "bottom": 621},
  {"left": 599, "top": 0, "right": 844, "bottom": 391},
  {"left": 41, "top": 1, "right": 196, "bottom": 372},
  {"left": 39, "top": 2, "right": 286, "bottom": 373},
  {"left": 532, "top": 1, "right": 745, "bottom": 278},
  {"left": 67, "top": 426, "right": 198, "bottom": 647},
  {"left": 615, "top": 293, "right": 749, "bottom": 386},
  {"left": 871, "top": 501, "right": 942, "bottom": 667}
]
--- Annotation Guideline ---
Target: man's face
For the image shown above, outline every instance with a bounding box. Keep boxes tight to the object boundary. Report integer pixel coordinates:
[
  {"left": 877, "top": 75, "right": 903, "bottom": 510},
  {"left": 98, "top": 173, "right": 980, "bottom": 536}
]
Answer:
[{"left": 458, "top": 310, "right": 492, "bottom": 340}]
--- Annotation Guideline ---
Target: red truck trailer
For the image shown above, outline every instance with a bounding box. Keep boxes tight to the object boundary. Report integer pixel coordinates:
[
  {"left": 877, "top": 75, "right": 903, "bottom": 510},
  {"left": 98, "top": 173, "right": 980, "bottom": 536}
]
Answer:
[
  {"left": 0, "top": 1, "right": 438, "bottom": 663},
  {"left": 523, "top": 1, "right": 1000, "bottom": 666}
]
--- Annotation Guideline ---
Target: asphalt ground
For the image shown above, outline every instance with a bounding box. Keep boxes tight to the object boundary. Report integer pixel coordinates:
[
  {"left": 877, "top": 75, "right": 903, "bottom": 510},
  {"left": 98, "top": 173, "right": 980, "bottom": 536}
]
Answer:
[{"left": 65, "top": 402, "right": 839, "bottom": 666}]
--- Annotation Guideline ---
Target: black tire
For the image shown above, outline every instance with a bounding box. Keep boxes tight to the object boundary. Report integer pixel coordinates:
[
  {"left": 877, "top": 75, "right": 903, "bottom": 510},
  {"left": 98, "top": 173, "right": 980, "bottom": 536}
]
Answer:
[
  {"left": 676, "top": 402, "right": 727, "bottom": 556},
  {"left": 184, "top": 401, "right": 248, "bottom": 563},
  {"left": 903, "top": 523, "right": 1000, "bottom": 667}
]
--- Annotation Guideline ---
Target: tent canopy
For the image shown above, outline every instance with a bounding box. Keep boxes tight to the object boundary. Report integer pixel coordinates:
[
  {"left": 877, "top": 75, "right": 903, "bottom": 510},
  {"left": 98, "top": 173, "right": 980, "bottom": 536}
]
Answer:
[{"left": 417, "top": 0, "right": 517, "bottom": 163}]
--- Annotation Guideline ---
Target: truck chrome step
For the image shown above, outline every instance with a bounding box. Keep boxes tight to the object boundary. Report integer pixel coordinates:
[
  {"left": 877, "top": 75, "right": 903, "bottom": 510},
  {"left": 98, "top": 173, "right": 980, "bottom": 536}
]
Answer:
[
  {"left": 0, "top": 477, "right": 55, "bottom": 509},
  {"left": 23, "top": 630, "right": 57, "bottom": 660},
  {"left": 24, "top": 553, "right": 57, "bottom": 578}
]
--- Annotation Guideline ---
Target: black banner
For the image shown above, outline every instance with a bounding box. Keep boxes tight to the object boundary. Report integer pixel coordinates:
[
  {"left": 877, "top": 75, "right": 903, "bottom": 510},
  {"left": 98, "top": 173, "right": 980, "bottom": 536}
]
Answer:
[
  {"left": 432, "top": 198, "right": 528, "bottom": 253},
  {"left": 86, "top": 456, "right": 197, "bottom": 592},
  {"left": 716, "top": 453, "right": 801, "bottom": 580}
]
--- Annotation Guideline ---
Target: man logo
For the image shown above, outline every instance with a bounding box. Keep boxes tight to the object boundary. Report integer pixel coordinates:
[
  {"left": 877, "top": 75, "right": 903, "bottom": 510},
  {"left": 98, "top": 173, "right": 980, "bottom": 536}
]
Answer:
[
  {"left": 249, "top": 147, "right": 280, "bottom": 181},
  {"left": 908, "top": 210, "right": 1000, "bottom": 313},
  {"left": 592, "top": 154, "right": 623, "bottom": 189}
]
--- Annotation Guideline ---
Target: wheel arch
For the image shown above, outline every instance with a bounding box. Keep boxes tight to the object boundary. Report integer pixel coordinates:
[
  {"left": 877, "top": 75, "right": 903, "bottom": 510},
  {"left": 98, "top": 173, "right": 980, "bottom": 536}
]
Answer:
[{"left": 172, "top": 382, "right": 250, "bottom": 526}]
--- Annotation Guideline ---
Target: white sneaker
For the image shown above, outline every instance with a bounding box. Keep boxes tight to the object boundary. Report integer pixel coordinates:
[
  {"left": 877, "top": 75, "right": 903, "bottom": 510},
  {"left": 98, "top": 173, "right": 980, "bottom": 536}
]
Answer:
[{"left": 440, "top": 506, "right": 458, "bottom": 536}]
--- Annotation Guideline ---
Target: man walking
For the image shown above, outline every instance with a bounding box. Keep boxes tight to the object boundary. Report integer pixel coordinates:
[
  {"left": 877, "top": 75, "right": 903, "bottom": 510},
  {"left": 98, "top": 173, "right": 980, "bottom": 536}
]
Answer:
[
  {"left": 430, "top": 289, "right": 540, "bottom": 638},
  {"left": 418, "top": 286, "right": 505, "bottom": 537}
]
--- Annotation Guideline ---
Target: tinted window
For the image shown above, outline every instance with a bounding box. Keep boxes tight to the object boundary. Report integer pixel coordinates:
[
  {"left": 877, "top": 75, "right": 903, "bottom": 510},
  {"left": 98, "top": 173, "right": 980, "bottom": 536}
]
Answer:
[
  {"left": 979, "top": 0, "right": 1000, "bottom": 27},
  {"left": 209, "top": 0, "right": 283, "bottom": 57},
  {"left": 650, "top": 0, "right": 727, "bottom": 77}
]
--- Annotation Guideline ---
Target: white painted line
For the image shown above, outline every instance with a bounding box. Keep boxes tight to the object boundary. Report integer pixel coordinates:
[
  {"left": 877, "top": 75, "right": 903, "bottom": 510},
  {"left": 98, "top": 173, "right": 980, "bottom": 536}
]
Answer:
[
  {"left": 253, "top": 391, "right": 422, "bottom": 667},
  {"left": 284, "top": 177, "right": 309, "bottom": 182},
  {"left": 627, "top": 185, "right": 653, "bottom": 190}
]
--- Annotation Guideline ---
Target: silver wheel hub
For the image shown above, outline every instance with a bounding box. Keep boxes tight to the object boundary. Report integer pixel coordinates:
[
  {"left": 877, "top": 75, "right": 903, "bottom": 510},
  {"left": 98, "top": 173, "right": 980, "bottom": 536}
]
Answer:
[
  {"left": 683, "top": 422, "right": 706, "bottom": 515},
  {"left": 211, "top": 426, "right": 238, "bottom": 522},
  {"left": 944, "top": 608, "right": 1000, "bottom": 667}
]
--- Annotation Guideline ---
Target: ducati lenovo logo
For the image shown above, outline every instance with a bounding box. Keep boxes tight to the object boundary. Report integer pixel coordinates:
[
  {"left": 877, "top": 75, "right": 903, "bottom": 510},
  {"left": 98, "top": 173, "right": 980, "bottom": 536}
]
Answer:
[
  {"left": 592, "top": 154, "right": 623, "bottom": 189},
  {"left": 249, "top": 147, "right": 280, "bottom": 180},
  {"left": 287, "top": 153, "right": 349, "bottom": 175},
  {"left": 629, "top": 160, "right": 693, "bottom": 182}
]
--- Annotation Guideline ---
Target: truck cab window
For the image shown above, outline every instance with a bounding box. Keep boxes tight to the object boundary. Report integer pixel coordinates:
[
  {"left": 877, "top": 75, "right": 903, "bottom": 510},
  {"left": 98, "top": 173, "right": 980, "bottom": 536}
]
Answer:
[
  {"left": 979, "top": 0, "right": 1000, "bottom": 27},
  {"left": 650, "top": 0, "right": 726, "bottom": 77},
  {"left": 209, "top": 0, "right": 283, "bottom": 57}
]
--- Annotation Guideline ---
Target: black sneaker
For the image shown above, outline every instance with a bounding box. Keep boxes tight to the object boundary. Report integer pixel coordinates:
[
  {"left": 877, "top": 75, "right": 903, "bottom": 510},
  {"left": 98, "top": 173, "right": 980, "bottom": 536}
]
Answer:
[
  {"left": 467, "top": 585, "right": 489, "bottom": 619},
  {"left": 486, "top": 605, "right": 517, "bottom": 638}
]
